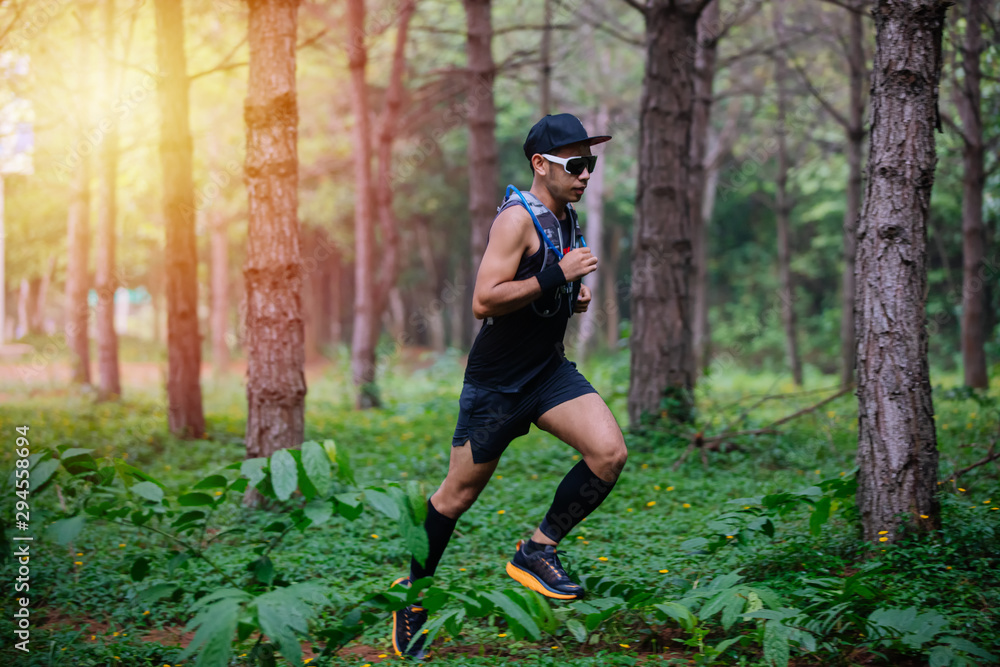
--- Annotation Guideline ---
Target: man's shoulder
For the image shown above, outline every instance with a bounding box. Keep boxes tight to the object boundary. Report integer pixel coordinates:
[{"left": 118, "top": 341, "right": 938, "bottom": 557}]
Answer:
[{"left": 489, "top": 200, "right": 535, "bottom": 246}]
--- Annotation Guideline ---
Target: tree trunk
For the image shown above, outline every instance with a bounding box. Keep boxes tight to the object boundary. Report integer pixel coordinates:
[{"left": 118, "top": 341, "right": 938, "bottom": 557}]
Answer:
[
  {"left": 154, "top": 0, "right": 205, "bottom": 438},
  {"left": 66, "top": 5, "right": 92, "bottom": 385},
  {"left": 35, "top": 256, "right": 55, "bottom": 334},
  {"left": 605, "top": 225, "right": 622, "bottom": 349},
  {"left": 855, "top": 0, "right": 947, "bottom": 543},
  {"left": 628, "top": 1, "right": 706, "bottom": 428},
  {"left": 414, "top": 216, "right": 447, "bottom": 352},
  {"left": 773, "top": 3, "right": 803, "bottom": 387},
  {"left": 576, "top": 101, "right": 609, "bottom": 360},
  {"left": 242, "top": 0, "right": 305, "bottom": 480},
  {"left": 955, "top": 0, "right": 988, "bottom": 389},
  {"left": 691, "top": 0, "right": 719, "bottom": 379},
  {"left": 17, "top": 278, "right": 29, "bottom": 338},
  {"left": 96, "top": 0, "right": 122, "bottom": 401},
  {"left": 210, "top": 211, "right": 230, "bottom": 376},
  {"left": 840, "top": 3, "right": 866, "bottom": 390},
  {"left": 347, "top": 0, "right": 380, "bottom": 409},
  {"left": 540, "top": 0, "right": 553, "bottom": 115},
  {"left": 464, "top": 0, "right": 498, "bottom": 345}
]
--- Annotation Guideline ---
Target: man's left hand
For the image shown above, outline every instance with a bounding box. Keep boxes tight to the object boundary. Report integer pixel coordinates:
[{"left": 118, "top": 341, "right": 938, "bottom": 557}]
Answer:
[{"left": 574, "top": 283, "right": 592, "bottom": 313}]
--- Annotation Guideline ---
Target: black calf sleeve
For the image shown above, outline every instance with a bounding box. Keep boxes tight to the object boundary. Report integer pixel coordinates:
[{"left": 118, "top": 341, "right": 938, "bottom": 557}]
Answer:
[
  {"left": 538, "top": 459, "right": 617, "bottom": 542},
  {"left": 409, "top": 498, "right": 458, "bottom": 581}
]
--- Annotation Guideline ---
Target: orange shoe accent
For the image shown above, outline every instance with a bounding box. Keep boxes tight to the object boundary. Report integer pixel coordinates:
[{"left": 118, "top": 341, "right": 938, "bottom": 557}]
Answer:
[{"left": 505, "top": 561, "right": 580, "bottom": 600}]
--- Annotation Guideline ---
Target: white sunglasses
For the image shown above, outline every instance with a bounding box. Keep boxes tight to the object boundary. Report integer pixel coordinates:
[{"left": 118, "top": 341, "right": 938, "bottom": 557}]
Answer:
[{"left": 541, "top": 153, "right": 598, "bottom": 175}]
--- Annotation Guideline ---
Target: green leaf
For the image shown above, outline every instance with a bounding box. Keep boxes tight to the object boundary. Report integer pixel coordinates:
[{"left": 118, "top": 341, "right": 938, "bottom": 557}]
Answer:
[
  {"left": 303, "top": 499, "right": 333, "bottom": 526},
  {"left": 407, "top": 481, "right": 427, "bottom": 523},
  {"left": 481, "top": 591, "right": 540, "bottom": 640},
  {"left": 301, "top": 441, "right": 332, "bottom": 498},
  {"left": 566, "top": 618, "right": 587, "bottom": 643},
  {"left": 130, "top": 556, "right": 152, "bottom": 582},
  {"left": 254, "top": 556, "right": 275, "bottom": 586},
  {"left": 322, "top": 439, "right": 337, "bottom": 465},
  {"left": 179, "top": 595, "right": 243, "bottom": 667},
  {"left": 269, "top": 449, "right": 298, "bottom": 501},
  {"left": 400, "top": 513, "right": 429, "bottom": 566},
  {"left": 241, "top": 457, "right": 268, "bottom": 488},
  {"left": 721, "top": 590, "right": 747, "bottom": 630},
  {"left": 193, "top": 475, "right": 229, "bottom": 490},
  {"left": 929, "top": 645, "right": 954, "bottom": 667},
  {"left": 29, "top": 458, "right": 61, "bottom": 489},
  {"left": 178, "top": 492, "right": 215, "bottom": 507},
  {"left": 137, "top": 583, "right": 179, "bottom": 605},
  {"left": 48, "top": 515, "right": 86, "bottom": 545},
  {"left": 59, "top": 447, "right": 95, "bottom": 460},
  {"left": 364, "top": 488, "right": 400, "bottom": 520},
  {"left": 130, "top": 481, "right": 164, "bottom": 503},
  {"left": 809, "top": 497, "right": 832, "bottom": 535},
  {"left": 763, "top": 621, "right": 790, "bottom": 667},
  {"left": 653, "top": 602, "right": 697, "bottom": 632},
  {"left": 253, "top": 584, "right": 329, "bottom": 667},
  {"left": 942, "top": 636, "right": 998, "bottom": 661}
]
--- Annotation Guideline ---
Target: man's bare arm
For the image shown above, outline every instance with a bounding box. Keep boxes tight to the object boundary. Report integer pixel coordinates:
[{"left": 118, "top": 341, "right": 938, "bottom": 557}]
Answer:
[
  {"left": 472, "top": 206, "right": 598, "bottom": 320},
  {"left": 472, "top": 207, "right": 543, "bottom": 319}
]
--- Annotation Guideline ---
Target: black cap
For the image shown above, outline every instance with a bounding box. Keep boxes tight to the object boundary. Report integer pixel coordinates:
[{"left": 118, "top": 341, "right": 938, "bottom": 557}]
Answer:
[{"left": 523, "top": 113, "right": 612, "bottom": 161}]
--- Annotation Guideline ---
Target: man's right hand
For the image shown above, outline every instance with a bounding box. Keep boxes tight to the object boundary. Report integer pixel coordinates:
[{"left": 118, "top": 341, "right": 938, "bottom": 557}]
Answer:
[{"left": 558, "top": 247, "right": 598, "bottom": 282}]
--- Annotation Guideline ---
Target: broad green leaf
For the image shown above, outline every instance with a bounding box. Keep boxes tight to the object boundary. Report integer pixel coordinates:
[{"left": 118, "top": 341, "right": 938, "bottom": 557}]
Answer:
[
  {"left": 59, "top": 447, "right": 95, "bottom": 460},
  {"left": 179, "top": 596, "right": 243, "bottom": 667},
  {"left": 193, "top": 475, "right": 229, "bottom": 490},
  {"left": 364, "top": 488, "right": 399, "bottom": 520},
  {"left": 303, "top": 499, "right": 333, "bottom": 526},
  {"left": 407, "top": 481, "right": 427, "bottom": 523},
  {"left": 130, "top": 481, "right": 164, "bottom": 503},
  {"left": 653, "top": 602, "right": 697, "bottom": 632},
  {"left": 131, "top": 556, "right": 152, "bottom": 582},
  {"left": 178, "top": 492, "right": 215, "bottom": 507},
  {"left": 29, "top": 458, "right": 60, "bottom": 489},
  {"left": 481, "top": 591, "right": 540, "bottom": 640},
  {"left": 400, "top": 514, "right": 429, "bottom": 566},
  {"left": 137, "top": 583, "right": 179, "bottom": 605},
  {"left": 566, "top": 618, "right": 587, "bottom": 642},
  {"left": 48, "top": 515, "right": 86, "bottom": 545},
  {"left": 721, "top": 590, "right": 747, "bottom": 630},
  {"left": 301, "top": 441, "right": 332, "bottom": 498},
  {"left": 809, "top": 497, "right": 832, "bottom": 535},
  {"left": 254, "top": 556, "right": 275, "bottom": 586},
  {"left": 254, "top": 584, "right": 329, "bottom": 667},
  {"left": 269, "top": 449, "right": 298, "bottom": 501},
  {"left": 322, "top": 439, "right": 337, "bottom": 465},
  {"left": 929, "top": 645, "right": 954, "bottom": 667},
  {"left": 241, "top": 457, "right": 268, "bottom": 488},
  {"left": 763, "top": 620, "right": 790, "bottom": 667},
  {"left": 942, "top": 636, "right": 998, "bottom": 661}
]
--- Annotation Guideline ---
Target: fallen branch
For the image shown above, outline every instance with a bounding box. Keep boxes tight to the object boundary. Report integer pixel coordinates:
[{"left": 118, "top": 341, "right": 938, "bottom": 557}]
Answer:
[{"left": 673, "top": 385, "right": 854, "bottom": 471}]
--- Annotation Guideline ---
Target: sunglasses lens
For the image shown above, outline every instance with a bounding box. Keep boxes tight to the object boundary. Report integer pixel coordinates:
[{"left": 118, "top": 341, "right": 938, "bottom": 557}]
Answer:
[{"left": 566, "top": 156, "right": 597, "bottom": 175}]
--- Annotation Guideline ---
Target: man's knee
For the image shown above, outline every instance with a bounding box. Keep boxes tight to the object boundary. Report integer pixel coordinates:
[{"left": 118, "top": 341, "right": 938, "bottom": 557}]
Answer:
[
  {"left": 591, "top": 435, "right": 627, "bottom": 482},
  {"left": 434, "top": 481, "right": 485, "bottom": 518}
]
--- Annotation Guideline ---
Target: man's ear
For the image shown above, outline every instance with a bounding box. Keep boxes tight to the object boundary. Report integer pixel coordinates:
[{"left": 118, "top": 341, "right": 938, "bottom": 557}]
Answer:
[{"left": 530, "top": 154, "right": 547, "bottom": 177}]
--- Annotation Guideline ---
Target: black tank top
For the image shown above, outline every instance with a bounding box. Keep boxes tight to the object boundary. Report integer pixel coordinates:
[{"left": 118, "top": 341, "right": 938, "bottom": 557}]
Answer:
[{"left": 464, "top": 190, "right": 583, "bottom": 393}]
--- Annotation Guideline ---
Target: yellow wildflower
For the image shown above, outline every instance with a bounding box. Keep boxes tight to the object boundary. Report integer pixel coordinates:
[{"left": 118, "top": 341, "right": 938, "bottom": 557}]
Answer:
[
  {"left": 646, "top": 501, "right": 656, "bottom": 507},
  {"left": 682, "top": 503, "right": 691, "bottom": 508},
  {"left": 497, "top": 509, "right": 505, "bottom": 515},
  {"left": 878, "top": 530, "right": 888, "bottom": 535},
  {"left": 879, "top": 537, "right": 888, "bottom": 542},
  {"left": 371, "top": 534, "right": 379, "bottom": 539},
  {"left": 598, "top": 556, "right": 609, "bottom": 561},
  {"left": 659, "top": 569, "right": 669, "bottom": 573},
  {"left": 619, "top": 643, "right": 630, "bottom": 648},
  {"left": 641, "top": 463, "right": 649, "bottom": 469},
  {"left": 667, "top": 486, "right": 675, "bottom": 491},
  {"left": 497, "top": 633, "right": 507, "bottom": 638}
]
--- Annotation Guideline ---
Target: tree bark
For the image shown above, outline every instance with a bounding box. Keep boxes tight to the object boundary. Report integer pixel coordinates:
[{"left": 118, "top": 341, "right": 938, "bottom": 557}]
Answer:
[
  {"left": 605, "top": 225, "right": 622, "bottom": 349},
  {"left": 576, "top": 100, "right": 609, "bottom": 360},
  {"left": 691, "top": 0, "right": 719, "bottom": 379},
  {"left": 955, "top": 0, "right": 988, "bottom": 389},
  {"left": 96, "top": 0, "right": 121, "bottom": 401},
  {"left": 628, "top": 0, "right": 707, "bottom": 428},
  {"left": 773, "top": 1, "right": 803, "bottom": 387},
  {"left": 414, "top": 216, "right": 447, "bottom": 352},
  {"left": 840, "top": 1, "right": 866, "bottom": 390},
  {"left": 66, "top": 4, "right": 92, "bottom": 385},
  {"left": 210, "top": 211, "right": 230, "bottom": 376},
  {"left": 347, "top": 0, "right": 380, "bottom": 408},
  {"left": 242, "top": 0, "right": 305, "bottom": 480},
  {"left": 35, "top": 256, "right": 55, "bottom": 334},
  {"left": 540, "top": 0, "right": 553, "bottom": 115},
  {"left": 463, "top": 0, "right": 499, "bottom": 345},
  {"left": 855, "top": 0, "right": 947, "bottom": 543},
  {"left": 155, "top": 0, "right": 205, "bottom": 438}
]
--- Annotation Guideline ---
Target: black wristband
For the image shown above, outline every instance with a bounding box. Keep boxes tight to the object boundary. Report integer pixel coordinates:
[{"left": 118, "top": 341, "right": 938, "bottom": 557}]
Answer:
[{"left": 536, "top": 263, "right": 567, "bottom": 293}]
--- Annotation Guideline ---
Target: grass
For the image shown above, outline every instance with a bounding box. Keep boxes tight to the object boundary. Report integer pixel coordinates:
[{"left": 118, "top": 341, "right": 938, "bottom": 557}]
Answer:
[{"left": 1, "top": 345, "right": 998, "bottom": 666}]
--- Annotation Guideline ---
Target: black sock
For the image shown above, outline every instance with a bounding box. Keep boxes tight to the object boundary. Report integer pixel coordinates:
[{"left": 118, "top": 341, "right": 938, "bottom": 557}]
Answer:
[
  {"left": 522, "top": 538, "right": 549, "bottom": 555},
  {"left": 409, "top": 498, "right": 458, "bottom": 581},
  {"left": 538, "top": 459, "right": 617, "bottom": 543}
]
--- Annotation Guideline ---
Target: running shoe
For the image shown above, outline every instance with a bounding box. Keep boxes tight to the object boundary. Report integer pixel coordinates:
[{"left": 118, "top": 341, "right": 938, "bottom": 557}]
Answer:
[
  {"left": 505, "top": 539, "right": 585, "bottom": 600},
  {"left": 391, "top": 577, "right": 428, "bottom": 660}
]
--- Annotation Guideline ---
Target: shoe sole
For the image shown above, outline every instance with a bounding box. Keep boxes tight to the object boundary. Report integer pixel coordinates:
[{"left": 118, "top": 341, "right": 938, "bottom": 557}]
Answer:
[{"left": 505, "top": 560, "right": 582, "bottom": 600}]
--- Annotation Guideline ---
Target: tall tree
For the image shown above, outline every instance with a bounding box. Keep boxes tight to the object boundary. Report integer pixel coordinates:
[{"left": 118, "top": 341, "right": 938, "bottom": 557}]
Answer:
[
  {"left": 540, "top": 0, "right": 553, "bottom": 115},
  {"left": 242, "top": 0, "right": 305, "bottom": 481},
  {"left": 772, "top": 0, "right": 803, "bottom": 386},
  {"left": 65, "top": 3, "right": 92, "bottom": 386},
  {"left": 625, "top": 0, "right": 713, "bottom": 427},
  {"left": 952, "top": 0, "right": 990, "bottom": 388},
  {"left": 855, "top": 0, "right": 948, "bottom": 543},
  {"left": 154, "top": 0, "right": 205, "bottom": 437},
  {"left": 463, "top": 0, "right": 498, "bottom": 345},
  {"left": 346, "top": 0, "right": 379, "bottom": 408},
  {"left": 96, "top": 0, "right": 122, "bottom": 401}
]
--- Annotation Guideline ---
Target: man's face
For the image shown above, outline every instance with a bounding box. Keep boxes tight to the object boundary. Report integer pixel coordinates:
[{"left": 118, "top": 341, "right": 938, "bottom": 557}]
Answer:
[{"left": 533, "top": 141, "right": 593, "bottom": 203}]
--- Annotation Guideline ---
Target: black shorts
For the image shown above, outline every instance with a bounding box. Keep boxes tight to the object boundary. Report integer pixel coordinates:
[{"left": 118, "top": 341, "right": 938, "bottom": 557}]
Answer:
[{"left": 451, "top": 358, "right": 599, "bottom": 464}]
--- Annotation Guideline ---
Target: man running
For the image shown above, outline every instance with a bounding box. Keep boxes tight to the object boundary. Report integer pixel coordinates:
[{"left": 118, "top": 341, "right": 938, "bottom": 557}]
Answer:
[{"left": 392, "top": 113, "right": 628, "bottom": 659}]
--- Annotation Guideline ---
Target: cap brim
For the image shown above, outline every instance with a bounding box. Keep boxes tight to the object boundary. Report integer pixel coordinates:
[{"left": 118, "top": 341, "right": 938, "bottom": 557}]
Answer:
[{"left": 584, "top": 135, "right": 612, "bottom": 146}]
